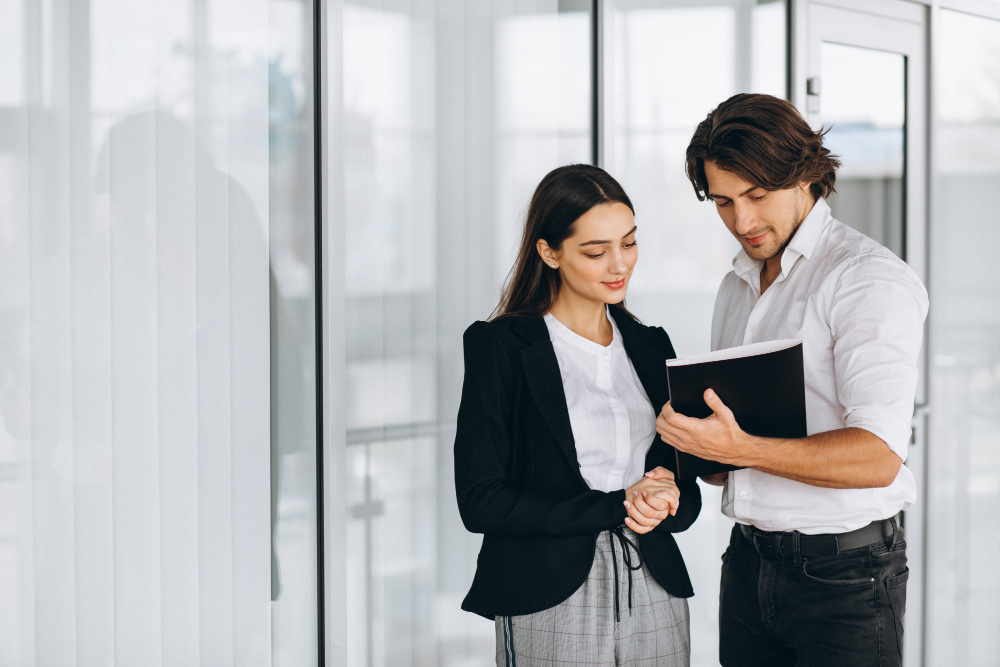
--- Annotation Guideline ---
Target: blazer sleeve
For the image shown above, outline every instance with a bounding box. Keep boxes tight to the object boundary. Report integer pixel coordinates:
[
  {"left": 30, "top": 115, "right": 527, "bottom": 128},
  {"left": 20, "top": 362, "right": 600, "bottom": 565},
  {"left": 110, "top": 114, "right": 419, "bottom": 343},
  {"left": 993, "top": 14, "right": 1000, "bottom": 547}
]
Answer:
[
  {"left": 650, "top": 326, "right": 702, "bottom": 534},
  {"left": 454, "top": 321, "right": 629, "bottom": 538}
]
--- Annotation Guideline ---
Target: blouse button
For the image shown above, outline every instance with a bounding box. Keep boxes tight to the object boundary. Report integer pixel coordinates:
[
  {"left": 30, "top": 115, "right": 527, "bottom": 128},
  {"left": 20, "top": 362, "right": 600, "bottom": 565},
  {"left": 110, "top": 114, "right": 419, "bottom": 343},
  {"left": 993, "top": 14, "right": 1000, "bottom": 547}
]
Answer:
[
  {"left": 603, "top": 349, "right": 610, "bottom": 357},
  {"left": 738, "top": 491, "right": 747, "bottom": 498}
]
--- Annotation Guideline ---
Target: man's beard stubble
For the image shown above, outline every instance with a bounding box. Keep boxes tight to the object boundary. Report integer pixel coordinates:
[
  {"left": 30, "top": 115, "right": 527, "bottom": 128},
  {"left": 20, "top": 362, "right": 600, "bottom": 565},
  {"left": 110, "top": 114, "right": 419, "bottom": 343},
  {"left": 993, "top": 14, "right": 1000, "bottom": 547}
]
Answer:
[{"left": 745, "top": 198, "right": 805, "bottom": 263}]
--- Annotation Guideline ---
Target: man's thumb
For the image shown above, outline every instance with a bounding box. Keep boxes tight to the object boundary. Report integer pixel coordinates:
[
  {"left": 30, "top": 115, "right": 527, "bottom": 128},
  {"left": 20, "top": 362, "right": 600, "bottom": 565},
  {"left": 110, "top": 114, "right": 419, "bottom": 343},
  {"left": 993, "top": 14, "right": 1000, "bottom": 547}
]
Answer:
[{"left": 704, "top": 388, "right": 725, "bottom": 413}]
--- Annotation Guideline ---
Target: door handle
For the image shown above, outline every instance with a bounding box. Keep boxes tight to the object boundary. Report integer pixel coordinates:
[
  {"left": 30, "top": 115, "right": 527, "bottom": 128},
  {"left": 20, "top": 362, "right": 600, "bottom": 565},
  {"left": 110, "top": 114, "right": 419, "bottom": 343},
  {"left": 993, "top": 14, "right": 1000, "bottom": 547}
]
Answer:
[{"left": 806, "top": 76, "right": 821, "bottom": 113}]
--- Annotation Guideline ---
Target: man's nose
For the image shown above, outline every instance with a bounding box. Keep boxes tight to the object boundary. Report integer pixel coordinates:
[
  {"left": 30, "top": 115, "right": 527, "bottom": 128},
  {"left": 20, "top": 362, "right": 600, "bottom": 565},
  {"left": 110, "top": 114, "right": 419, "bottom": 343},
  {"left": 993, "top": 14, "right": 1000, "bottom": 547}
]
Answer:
[{"left": 733, "top": 203, "right": 757, "bottom": 235}]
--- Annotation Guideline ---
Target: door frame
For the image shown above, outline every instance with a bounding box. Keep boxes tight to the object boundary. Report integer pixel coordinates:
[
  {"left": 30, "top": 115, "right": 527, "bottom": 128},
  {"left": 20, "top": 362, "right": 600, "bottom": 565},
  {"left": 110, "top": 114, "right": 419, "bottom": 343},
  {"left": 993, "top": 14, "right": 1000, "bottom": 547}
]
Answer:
[{"left": 790, "top": 1, "right": 929, "bottom": 664}]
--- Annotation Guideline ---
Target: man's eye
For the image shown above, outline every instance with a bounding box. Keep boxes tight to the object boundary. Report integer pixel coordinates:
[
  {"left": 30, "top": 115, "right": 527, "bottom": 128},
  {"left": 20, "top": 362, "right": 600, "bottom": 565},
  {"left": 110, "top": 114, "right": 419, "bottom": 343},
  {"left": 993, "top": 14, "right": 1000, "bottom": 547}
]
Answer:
[
  {"left": 716, "top": 200, "right": 732, "bottom": 208},
  {"left": 752, "top": 193, "right": 767, "bottom": 202}
]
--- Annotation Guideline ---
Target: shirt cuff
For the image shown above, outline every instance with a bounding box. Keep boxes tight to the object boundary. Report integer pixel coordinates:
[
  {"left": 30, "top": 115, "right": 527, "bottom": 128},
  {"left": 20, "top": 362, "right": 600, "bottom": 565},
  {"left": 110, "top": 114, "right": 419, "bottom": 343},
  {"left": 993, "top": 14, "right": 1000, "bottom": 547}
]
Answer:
[{"left": 844, "top": 407, "right": 913, "bottom": 461}]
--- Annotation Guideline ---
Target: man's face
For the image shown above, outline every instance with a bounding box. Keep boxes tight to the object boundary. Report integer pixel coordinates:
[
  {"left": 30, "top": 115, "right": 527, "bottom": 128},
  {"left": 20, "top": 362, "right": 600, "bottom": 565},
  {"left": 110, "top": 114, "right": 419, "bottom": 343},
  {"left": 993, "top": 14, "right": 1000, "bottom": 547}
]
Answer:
[{"left": 704, "top": 161, "right": 813, "bottom": 262}]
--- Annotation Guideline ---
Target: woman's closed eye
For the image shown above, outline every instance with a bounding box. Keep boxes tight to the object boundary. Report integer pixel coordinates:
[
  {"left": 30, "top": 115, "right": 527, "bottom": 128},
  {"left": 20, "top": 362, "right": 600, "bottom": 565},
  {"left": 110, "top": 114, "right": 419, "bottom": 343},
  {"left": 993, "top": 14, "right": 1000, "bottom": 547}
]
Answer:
[{"left": 585, "top": 241, "right": 635, "bottom": 259}]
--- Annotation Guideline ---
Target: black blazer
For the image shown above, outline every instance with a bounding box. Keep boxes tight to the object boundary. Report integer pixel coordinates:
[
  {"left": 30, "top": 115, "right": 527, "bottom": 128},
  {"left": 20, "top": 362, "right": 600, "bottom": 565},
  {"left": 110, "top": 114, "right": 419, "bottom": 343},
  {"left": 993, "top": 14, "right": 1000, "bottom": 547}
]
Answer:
[{"left": 454, "top": 307, "right": 701, "bottom": 619}]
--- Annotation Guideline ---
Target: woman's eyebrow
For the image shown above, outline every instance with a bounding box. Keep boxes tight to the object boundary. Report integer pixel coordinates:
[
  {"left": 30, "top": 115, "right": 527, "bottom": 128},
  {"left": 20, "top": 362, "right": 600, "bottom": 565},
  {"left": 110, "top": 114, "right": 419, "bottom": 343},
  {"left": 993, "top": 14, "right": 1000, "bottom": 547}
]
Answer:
[{"left": 578, "top": 225, "right": 637, "bottom": 247}]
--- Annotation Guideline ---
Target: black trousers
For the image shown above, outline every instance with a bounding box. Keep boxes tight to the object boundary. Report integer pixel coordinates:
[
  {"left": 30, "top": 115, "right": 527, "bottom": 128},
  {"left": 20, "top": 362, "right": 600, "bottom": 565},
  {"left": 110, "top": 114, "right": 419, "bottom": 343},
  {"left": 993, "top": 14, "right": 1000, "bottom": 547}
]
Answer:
[{"left": 719, "top": 523, "right": 908, "bottom": 667}]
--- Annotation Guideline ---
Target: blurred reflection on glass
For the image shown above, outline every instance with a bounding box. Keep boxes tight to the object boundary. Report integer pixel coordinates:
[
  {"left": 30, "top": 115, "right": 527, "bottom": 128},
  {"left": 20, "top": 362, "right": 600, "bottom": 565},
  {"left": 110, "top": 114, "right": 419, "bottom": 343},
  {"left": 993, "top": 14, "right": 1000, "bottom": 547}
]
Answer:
[
  {"left": 343, "top": 2, "right": 589, "bottom": 665},
  {"left": 820, "top": 43, "right": 905, "bottom": 257},
  {"left": 269, "top": 0, "right": 319, "bottom": 664},
  {"left": 926, "top": 10, "right": 1000, "bottom": 667},
  {"left": 610, "top": 3, "right": 785, "bottom": 665},
  {"left": 0, "top": 0, "right": 317, "bottom": 663}
]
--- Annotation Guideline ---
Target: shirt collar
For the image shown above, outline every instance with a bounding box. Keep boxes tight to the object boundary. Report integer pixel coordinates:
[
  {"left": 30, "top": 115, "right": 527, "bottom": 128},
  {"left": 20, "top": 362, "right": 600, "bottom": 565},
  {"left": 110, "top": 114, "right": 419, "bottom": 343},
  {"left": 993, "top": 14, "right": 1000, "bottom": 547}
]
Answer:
[
  {"left": 785, "top": 196, "right": 831, "bottom": 263},
  {"left": 731, "top": 197, "right": 833, "bottom": 283}
]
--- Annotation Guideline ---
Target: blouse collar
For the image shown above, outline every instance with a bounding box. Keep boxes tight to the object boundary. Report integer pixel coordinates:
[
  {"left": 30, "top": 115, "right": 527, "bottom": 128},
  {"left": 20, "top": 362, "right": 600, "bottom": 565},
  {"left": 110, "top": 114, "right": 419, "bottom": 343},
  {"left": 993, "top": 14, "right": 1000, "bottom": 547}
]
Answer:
[{"left": 543, "top": 306, "right": 623, "bottom": 356}]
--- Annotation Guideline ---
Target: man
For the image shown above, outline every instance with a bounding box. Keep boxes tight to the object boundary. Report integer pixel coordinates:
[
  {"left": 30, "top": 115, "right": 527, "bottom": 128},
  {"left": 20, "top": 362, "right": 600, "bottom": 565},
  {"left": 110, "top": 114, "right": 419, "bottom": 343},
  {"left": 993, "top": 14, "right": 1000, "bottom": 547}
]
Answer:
[{"left": 656, "top": 93, "right": 928, "bottom": 666}]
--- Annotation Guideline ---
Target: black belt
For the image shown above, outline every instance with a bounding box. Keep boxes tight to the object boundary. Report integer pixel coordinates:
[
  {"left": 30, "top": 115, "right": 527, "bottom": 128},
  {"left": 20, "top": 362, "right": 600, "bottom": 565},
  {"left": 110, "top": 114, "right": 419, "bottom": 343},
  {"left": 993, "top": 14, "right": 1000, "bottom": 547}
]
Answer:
[
  {"left": 738, "top": 516, "right": 900, "bottom": 558},
  {"left": 608, "top": 526, "right": 643, "bottom": 623}
]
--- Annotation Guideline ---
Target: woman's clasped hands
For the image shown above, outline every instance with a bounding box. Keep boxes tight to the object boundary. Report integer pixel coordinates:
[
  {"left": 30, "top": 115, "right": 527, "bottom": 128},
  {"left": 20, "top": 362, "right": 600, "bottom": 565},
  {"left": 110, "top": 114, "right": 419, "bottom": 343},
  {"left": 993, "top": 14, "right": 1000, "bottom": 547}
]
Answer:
[{"left": 621, "top": 466, "right": 681, "bottom": 534}]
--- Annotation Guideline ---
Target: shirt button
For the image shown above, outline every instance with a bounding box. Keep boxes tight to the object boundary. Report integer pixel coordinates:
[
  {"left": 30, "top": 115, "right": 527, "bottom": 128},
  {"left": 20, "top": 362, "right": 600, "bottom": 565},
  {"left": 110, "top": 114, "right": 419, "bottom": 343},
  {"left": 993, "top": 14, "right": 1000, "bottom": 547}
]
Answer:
[
  {"left": 750, "top": 325, "right": 758, "bottom": 333},
  {"left": 738, "top": 491, "right": 747, "bottom": 498},
  {"left": 603, "top": 349, "right": 610, "bottom": 357}
]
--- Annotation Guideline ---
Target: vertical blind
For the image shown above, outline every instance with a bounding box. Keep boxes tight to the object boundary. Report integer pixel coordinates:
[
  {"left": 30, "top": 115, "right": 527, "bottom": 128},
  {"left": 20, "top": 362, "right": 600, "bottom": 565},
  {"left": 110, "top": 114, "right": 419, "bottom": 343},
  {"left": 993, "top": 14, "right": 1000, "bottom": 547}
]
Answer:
[{"left": 0, "top": 0, "right": 285, "bottom": 662}]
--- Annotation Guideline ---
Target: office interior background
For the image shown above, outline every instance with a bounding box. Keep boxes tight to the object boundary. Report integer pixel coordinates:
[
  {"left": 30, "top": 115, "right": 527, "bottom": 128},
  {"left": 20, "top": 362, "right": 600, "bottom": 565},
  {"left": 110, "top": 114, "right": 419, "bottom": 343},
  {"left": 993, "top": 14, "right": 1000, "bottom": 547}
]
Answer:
[{"left": 0, "top": 0, "right": 997, "bottom": 665}]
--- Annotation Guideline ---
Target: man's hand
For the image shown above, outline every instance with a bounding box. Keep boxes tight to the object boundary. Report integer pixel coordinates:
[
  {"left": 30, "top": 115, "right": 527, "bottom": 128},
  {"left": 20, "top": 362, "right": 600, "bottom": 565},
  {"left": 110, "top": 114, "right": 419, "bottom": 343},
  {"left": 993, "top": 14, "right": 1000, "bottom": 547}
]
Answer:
[
  {"left": 657, "top": 389, "right": 750, "bottom": 466},
  {"left": 622, "top": 467, "right": 680, "bottom": 534},
  {"left": 657, "top": 390, "right": 904, "bottom": 489}
]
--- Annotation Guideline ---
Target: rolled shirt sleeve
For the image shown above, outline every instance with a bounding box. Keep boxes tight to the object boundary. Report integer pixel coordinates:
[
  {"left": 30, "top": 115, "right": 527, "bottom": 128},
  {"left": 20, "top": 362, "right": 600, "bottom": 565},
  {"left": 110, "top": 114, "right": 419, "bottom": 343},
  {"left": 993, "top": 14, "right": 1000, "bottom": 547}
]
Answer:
[{"left": 829, "top": 254, "right": 929, "bottom": 460}]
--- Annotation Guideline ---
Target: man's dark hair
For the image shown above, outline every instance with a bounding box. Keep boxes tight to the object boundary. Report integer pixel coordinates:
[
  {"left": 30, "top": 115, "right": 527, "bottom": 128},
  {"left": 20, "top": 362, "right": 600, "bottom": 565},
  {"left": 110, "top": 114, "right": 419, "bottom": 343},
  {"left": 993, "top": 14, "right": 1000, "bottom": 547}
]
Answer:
[{"left": 685, "top": 93, "right": 841, "bottom": 202}]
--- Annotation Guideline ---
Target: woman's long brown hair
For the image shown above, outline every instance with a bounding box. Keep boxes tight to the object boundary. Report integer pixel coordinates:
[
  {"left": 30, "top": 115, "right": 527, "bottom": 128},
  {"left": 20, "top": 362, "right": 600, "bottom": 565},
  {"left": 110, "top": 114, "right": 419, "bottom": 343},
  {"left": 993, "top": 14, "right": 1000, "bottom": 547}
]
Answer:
[{"left": 491, "top": 164, "right": 639, "bottom": 322}]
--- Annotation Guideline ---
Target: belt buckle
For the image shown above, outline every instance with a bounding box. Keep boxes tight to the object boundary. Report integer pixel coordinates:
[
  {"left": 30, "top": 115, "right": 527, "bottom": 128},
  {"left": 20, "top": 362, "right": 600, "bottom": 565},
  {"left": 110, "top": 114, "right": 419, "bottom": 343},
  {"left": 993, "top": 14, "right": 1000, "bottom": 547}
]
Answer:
[{"left": 800, "top": 533, "right": 840, "bottom": 557}]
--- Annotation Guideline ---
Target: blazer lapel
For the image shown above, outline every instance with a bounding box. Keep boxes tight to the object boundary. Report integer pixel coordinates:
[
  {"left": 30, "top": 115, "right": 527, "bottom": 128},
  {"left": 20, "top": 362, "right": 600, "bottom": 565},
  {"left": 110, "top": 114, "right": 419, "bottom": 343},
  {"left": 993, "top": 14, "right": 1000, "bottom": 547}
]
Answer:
[
  {"left": 611, "top": 310, "right": 670, "bottom": 411},
  {"left": 511, "top": 318, "right": 584, "bottom": 480}
]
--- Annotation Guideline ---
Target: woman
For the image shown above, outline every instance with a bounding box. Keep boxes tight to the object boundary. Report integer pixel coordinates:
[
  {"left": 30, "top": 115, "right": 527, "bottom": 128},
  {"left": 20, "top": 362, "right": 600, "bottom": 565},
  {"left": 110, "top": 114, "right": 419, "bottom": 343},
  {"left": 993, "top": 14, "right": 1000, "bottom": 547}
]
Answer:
[{"left": 454, "top": 164, "right": 701, "bottom": 666}]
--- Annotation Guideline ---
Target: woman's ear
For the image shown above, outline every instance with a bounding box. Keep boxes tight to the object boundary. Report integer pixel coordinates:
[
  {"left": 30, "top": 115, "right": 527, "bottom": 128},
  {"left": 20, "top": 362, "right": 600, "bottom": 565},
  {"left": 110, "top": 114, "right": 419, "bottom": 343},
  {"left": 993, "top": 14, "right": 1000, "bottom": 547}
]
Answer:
[{"left": 536, "top": 239, "right": 559, "bottom": 270}]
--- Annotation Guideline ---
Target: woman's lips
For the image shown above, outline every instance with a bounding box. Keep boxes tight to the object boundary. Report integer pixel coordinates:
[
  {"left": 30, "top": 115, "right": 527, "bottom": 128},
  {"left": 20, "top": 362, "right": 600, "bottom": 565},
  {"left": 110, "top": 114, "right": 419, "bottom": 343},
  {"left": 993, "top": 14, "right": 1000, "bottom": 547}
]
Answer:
[{"left": 602, "top": 279, "right": 626, "bottom": 290}]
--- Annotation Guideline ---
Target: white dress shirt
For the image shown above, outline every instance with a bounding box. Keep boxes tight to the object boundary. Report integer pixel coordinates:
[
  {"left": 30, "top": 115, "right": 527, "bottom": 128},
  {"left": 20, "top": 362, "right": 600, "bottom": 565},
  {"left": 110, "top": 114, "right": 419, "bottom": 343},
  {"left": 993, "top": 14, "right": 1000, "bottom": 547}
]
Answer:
[
  {"left": 712, "top": 197, "right": 928, "bottom": 534},
  {"left": 544, "top": 309, "right": 657, "bottom": 493}
]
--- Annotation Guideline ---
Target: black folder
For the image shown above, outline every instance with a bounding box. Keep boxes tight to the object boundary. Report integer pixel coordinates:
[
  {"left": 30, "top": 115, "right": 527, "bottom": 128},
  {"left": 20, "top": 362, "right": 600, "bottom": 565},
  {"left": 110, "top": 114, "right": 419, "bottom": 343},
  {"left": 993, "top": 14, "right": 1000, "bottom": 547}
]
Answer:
[{"left": 664, "top": 339, "right": 807, "bottom": 480}]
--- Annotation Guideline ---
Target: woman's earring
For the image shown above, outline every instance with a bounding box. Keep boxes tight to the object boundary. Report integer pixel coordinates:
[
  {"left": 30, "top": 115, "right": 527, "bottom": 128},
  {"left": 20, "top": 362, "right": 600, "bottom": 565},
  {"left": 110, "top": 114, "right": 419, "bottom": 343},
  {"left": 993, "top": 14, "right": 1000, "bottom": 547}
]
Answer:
[{"left": 550, "top": 264, "right": 557, "bottom": 269}]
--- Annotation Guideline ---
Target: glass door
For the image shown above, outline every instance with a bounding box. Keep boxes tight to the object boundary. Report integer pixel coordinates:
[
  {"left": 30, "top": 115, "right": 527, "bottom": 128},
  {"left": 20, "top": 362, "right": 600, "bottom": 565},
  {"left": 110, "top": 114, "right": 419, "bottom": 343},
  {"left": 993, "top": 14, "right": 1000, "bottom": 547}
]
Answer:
[
  {"left": 794, "top": 1, "right": 928, "bottom": 664},
  {"left": 925, "top": 10, "right": 1000, "bottom": 667}
]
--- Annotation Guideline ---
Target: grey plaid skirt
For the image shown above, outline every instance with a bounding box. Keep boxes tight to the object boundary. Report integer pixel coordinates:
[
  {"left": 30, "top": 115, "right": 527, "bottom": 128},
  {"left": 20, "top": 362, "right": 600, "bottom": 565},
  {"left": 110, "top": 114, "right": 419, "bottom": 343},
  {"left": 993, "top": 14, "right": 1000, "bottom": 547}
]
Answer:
[{"left": 495, "top": 525, "right": 690, "bottom": 667}]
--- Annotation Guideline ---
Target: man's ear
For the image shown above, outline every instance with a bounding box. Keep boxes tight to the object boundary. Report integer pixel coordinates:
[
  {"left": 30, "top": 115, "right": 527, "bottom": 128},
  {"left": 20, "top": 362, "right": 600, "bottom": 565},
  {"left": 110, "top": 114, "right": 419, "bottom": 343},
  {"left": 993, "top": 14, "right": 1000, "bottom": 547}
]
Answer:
[{"left": 536, "top": 239, "right": 558, "bottom": 268}]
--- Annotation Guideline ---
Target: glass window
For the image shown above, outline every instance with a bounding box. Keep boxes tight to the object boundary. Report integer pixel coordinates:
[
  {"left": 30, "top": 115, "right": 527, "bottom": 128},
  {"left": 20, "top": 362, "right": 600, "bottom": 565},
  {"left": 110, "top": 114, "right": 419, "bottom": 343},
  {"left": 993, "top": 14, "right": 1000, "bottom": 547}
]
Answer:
[
  {"left": 610, "top": 2, "right": 786, "bottom": 665},
  {"left": 342, "top": 1, "right": 590, "bottom": 664},
  {"left": 269, "top": 0, "right": 320, "bottom": 663},
  {"left": 0, "top": 0, "right": 318, "bottom": 662},
  {"left": 926, "top": 10, "right": 1000, "bottom": 666},
  {"left": 819, "top": 43, "right": 906, "bottom": 258}
]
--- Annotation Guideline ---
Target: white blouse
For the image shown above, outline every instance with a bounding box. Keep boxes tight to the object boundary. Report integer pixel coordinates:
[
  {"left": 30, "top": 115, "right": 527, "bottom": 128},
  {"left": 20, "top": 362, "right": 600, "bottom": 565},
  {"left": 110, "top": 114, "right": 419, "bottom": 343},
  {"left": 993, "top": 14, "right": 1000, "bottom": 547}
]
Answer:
[{"left": 543, "top": 309, "right": 657, "bottom": 493}]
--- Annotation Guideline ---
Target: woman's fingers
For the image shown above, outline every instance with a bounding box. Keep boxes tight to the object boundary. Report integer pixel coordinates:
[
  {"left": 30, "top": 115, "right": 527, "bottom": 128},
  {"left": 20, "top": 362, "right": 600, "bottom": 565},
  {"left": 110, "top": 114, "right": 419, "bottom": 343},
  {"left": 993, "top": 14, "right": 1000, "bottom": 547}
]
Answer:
[
  {"left": 643, "top": 466, "right": 675, "bottom": 481},
  {"left": 648, "top": 485, "right": 680, "bottom": 516},
  {"left": 623, "top": 498, "right": 659, "bottom": 528},
  {"left": 623, "top": 499, "right": 655, "bottom": 525},
  {"left": 638, "top": 478, "right": 679, "bottom": 499},
  {"left": 623, "top": 516, "right": 653, "bottom": 534},
  {"left": 624, "top": 472, "right": 681, "bottom": 524},
  {"left": 631, "top": 492, "right": 668, "bottom": 522},
  {"left": 641, "top": 490, "right": 669, "bottom": 512}
]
